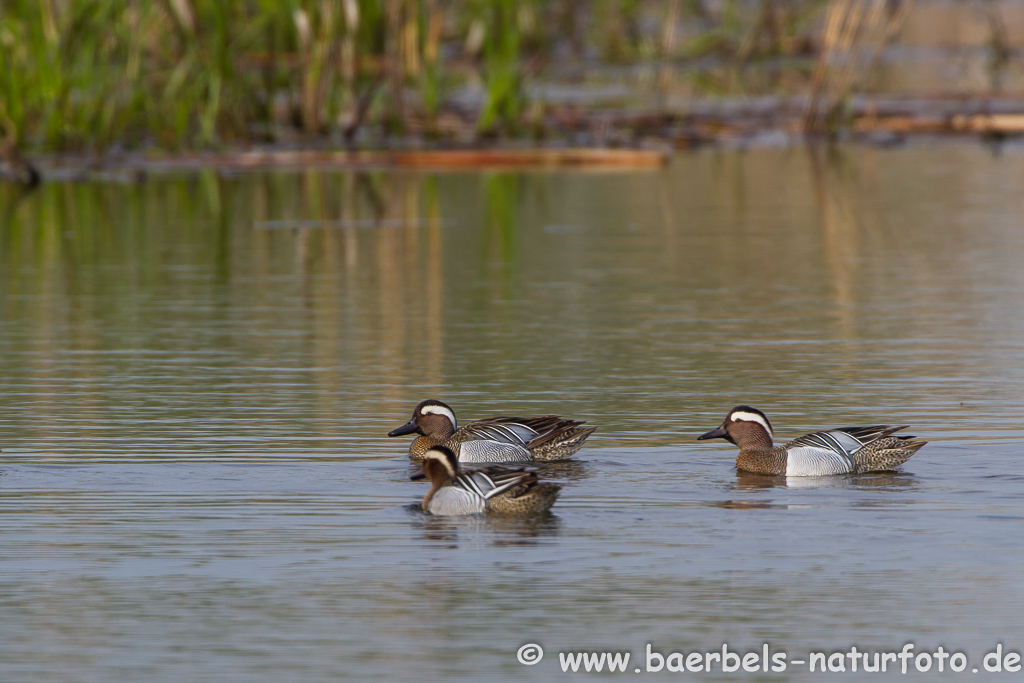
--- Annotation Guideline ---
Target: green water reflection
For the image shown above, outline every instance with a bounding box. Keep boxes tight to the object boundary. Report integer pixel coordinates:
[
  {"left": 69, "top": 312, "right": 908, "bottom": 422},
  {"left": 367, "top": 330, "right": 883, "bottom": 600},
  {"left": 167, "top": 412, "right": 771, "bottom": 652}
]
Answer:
[{"left": 3, "top": 147, "right": 1021, "bottom": 452}]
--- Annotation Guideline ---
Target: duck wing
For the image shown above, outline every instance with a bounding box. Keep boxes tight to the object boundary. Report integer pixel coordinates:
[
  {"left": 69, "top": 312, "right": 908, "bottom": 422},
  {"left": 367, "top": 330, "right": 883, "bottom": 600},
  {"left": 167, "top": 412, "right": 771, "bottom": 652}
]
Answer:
[
  {"left": 459, "top": 416, "right": 568, "bottom": 445},
  {"left": 833, "top": 425, "right": 910, "bottom": 443},
  {"left": 456, "top": 416, "right": 591, "bottom": 462},
  {"left": 782, "top": 429, "right": 865, "bottom": 475},
  {"left": 455, "top": 466, "right": 536, "bottom": 500}
]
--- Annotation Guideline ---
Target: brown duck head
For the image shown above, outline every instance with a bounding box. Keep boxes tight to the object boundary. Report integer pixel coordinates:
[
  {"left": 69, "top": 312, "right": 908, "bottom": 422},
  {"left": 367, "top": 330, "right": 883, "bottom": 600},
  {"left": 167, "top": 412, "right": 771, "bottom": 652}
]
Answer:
[
  {"left": 697, "top": 405, "right": 775, "bottom": 449},
  {"left": 410, "top": 446, "right": 461, "bottom": 510},
  {"left": 388, "top": 399, "right": 458, "bottom": 439}
]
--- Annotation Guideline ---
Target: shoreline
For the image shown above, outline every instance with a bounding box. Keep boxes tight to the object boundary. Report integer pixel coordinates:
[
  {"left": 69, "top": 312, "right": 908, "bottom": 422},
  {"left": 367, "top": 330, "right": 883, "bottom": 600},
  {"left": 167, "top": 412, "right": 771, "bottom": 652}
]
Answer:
[{"left": 7, "top": 95, "right": 1024, "bottom": 184}]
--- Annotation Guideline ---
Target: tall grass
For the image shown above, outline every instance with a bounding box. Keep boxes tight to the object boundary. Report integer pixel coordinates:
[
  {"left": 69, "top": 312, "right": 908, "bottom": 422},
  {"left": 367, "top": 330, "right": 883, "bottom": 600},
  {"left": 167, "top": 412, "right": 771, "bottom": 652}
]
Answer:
[{"left": 0, "top": 0, "right": 835, "bottom": 155}]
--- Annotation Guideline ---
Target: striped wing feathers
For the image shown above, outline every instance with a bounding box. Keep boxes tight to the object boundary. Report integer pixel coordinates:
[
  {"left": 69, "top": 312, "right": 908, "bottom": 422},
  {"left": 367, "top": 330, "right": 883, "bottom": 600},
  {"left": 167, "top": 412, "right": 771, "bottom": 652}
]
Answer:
[
  {"left": 786, "top": 429, "right": 864, "bottom": 455},
  {"left": 460, "top": 415, "right": 587, "bottom": 446},
  {"left": 783, "top": 426, "right": 915, "bottom": 476},
  {"left": 783, "top": 430, "right": 863, "bottom": 475},
  {"left": 787, "top": 425, "right": 911, "bottom": 453},
  {"left": 454, "top": 466, "right": 536, "bottom": 500},
  {"left": 833, "top": 425, "right": 909, "bottom": 442},
  {"left": 460, "top": 418, "right": 544, "bottom": 445}
]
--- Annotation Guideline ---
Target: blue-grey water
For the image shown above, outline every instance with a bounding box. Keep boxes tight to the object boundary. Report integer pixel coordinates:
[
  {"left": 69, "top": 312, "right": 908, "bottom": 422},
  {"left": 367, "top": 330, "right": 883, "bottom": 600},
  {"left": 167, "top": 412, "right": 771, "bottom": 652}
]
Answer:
[{"left": 1, "top": 145, "right": 1023, "bottom": 681}]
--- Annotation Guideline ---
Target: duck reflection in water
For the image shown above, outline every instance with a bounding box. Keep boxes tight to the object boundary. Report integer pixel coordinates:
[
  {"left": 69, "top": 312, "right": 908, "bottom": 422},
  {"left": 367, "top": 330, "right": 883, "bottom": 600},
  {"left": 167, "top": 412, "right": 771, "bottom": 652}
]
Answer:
[
  {"left": 414, "top": 509, "right": 562, "bottom": 547},
  {"left": 732, "top": 470, "right": 918, "bottom": 490}
]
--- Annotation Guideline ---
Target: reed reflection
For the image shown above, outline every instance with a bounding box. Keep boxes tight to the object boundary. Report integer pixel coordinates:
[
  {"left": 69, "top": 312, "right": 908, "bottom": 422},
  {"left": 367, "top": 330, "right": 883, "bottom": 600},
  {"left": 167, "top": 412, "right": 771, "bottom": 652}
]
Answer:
[{"left": 0, "top": 149, "right": 1018, "bottom": 453}]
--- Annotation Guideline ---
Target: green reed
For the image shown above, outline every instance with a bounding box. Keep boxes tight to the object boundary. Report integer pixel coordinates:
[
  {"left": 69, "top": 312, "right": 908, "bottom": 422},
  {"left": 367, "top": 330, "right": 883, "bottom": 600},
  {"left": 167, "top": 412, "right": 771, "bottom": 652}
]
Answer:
[{"left": 0, "top": 0, "right": 832, "bottom": 154}]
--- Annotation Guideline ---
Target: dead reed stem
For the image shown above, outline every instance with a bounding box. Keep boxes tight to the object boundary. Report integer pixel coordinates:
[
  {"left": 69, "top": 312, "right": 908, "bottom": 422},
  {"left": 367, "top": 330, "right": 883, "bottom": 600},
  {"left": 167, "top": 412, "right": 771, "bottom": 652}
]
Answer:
[{"left": 803, "top": 0, "right": 914, "bottom": 134}]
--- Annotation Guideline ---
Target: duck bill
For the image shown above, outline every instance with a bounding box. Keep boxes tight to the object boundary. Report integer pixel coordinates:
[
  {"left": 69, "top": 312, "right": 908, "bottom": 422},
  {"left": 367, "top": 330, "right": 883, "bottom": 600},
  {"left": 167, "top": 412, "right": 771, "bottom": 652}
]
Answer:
[
  {"left": 410, "top": 472, "right": 426, "bottom": 481},
  {"left": 388, "top": 420, "right": 420, "bottom": 437},
  {"left": 697, "top": 425, "right": 728, "bottom": 441}
]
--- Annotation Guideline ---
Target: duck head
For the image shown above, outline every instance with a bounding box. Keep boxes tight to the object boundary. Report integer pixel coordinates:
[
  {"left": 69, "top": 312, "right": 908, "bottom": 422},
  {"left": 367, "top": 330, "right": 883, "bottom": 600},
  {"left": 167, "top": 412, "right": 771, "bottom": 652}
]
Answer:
[
  {"left": 410, "top": 445, "right": 459, "bottom": 484},
  {"left": 388, "top": 399, "right": 458, "bottom": 438},
  {"left": 698, "top": 406, "right": 775, "bottom": 449}
]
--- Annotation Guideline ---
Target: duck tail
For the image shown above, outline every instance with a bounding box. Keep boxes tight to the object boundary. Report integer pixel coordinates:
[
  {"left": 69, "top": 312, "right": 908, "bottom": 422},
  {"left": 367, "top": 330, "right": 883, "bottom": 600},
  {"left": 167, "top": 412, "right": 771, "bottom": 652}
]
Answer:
[
  {"left": 488, "top": 482, "right": 561, "bottom": 515},
  {"left": 853, "top": 436, "right": 927, "bottom": 473},
  {"left": 528, "top": 425, "right": 597, "bottom": 461}
]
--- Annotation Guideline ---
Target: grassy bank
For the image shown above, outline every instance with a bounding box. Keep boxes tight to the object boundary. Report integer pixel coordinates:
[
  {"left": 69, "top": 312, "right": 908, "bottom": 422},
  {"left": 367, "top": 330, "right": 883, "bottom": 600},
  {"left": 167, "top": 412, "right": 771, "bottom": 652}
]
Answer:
[{"left": 0, "top": 0, "right": 846, "bottom": 155}]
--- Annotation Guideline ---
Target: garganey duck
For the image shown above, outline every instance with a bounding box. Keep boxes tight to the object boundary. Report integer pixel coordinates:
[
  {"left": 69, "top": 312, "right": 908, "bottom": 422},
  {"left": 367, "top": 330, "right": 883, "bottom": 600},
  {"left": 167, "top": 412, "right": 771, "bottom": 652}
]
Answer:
[
  {"left": 388, "top": 399, "right": 596, "bottom": 462},
  {"left": 411, "top": 446, "right": 561, "bottom": 515},
  {"left": 698, "top": 405, "right": 927, "bottom": 476}
]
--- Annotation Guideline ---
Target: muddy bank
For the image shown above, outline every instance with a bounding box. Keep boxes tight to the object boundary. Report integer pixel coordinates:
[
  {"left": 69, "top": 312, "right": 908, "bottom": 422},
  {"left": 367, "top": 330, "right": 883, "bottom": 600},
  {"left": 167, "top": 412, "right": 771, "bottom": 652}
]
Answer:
[{"left": 6, "top": 93, "right": 1024, "bottom": 185}]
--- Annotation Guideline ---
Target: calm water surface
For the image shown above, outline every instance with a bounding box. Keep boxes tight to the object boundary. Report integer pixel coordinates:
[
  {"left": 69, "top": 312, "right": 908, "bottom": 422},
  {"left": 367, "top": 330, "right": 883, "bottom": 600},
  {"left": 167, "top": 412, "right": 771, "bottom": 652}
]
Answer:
[{"left": 1, "top": 145, "right": 1023, "bottom": 681}]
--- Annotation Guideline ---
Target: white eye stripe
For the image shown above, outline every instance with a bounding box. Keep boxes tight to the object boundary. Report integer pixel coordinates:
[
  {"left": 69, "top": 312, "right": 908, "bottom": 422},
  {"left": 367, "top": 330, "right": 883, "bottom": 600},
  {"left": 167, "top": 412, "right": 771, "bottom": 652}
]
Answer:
[
  {"left": 730, "top": 411, "right": 773, "bottom": 436},
  {"left": 425, "top": 449, "right": 457, "bottom": 477},
  {"left": 420, "top": 405, "right": 457, "bottom": 428}
]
